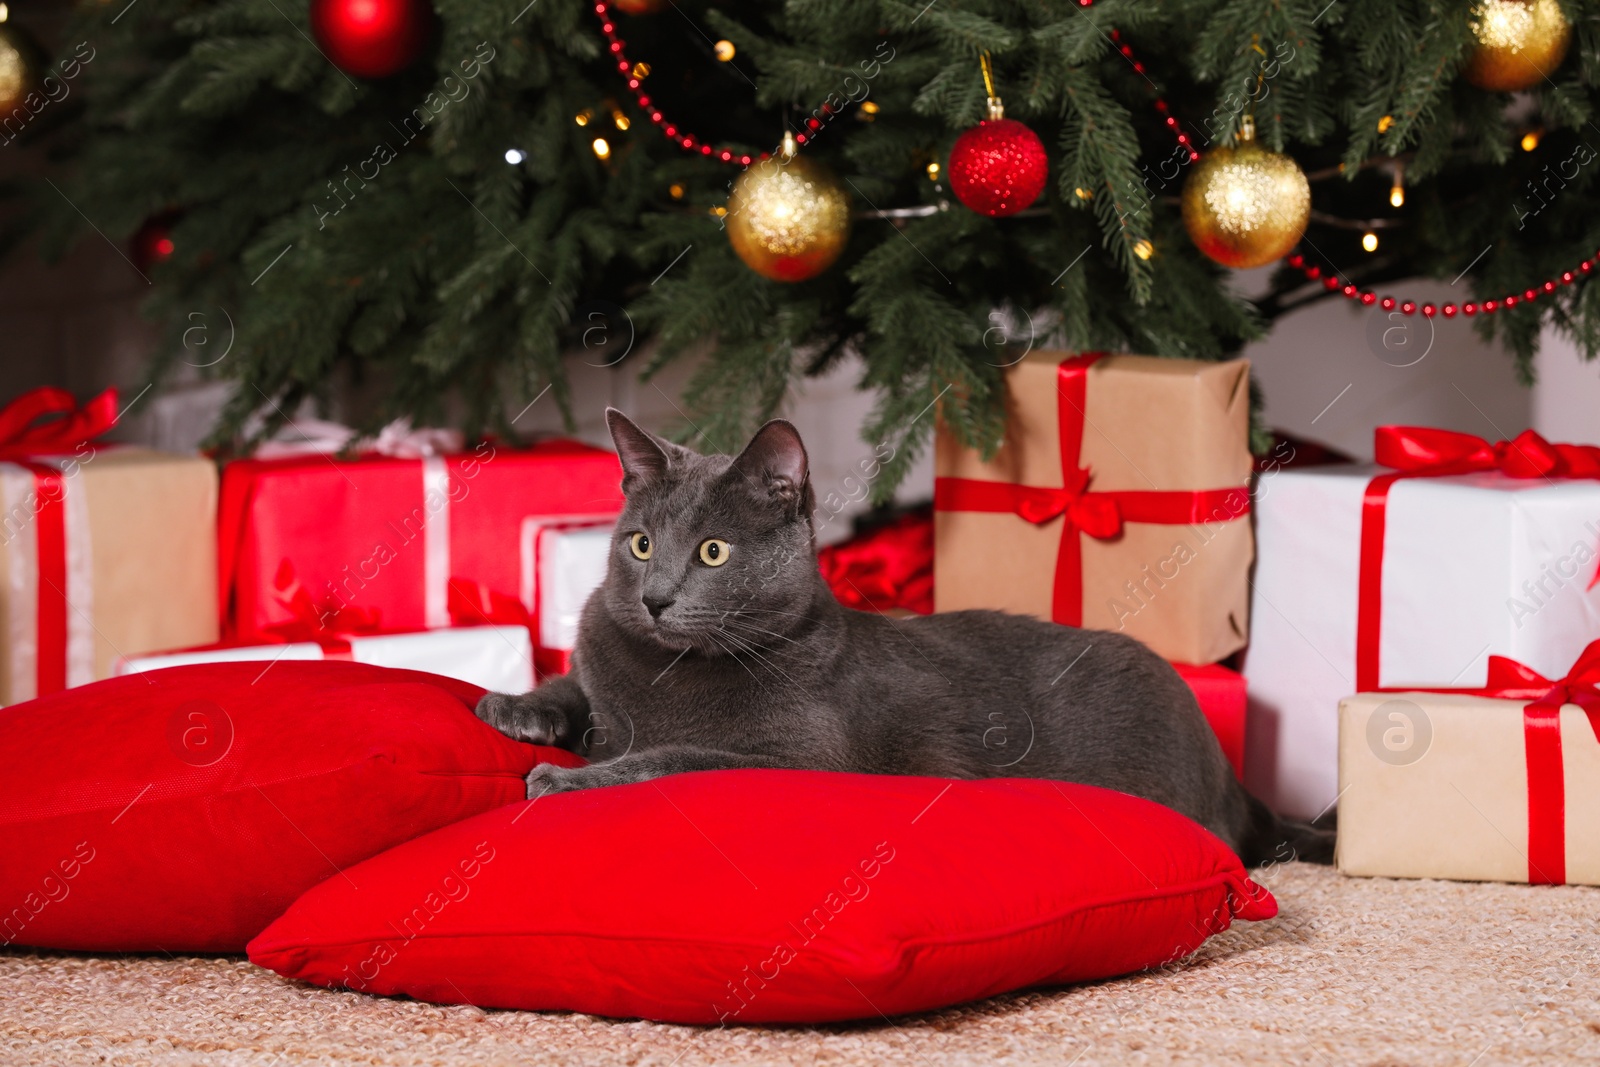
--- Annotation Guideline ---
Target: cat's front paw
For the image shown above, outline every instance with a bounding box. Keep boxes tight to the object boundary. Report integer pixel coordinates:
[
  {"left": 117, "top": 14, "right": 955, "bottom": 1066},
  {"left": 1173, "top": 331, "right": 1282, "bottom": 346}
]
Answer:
[
  {"left": 526, "top": 762, "right": 603, "bottom": 798},
  {"left": 475, "top": 691, "right": 570, "bottom": 747},
  {"left": 525, "top": 758, "right": 657, "bottom": 798}
]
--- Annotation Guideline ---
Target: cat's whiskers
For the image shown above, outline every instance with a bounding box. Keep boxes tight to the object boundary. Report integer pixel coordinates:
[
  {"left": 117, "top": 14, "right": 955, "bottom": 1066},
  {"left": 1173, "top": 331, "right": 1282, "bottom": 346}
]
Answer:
[
  {"left": 702, "top": 629, "right": 761, "bottom": 685},
  {"left": 715, "top": 625, "right": 815, "bottom": 698}
]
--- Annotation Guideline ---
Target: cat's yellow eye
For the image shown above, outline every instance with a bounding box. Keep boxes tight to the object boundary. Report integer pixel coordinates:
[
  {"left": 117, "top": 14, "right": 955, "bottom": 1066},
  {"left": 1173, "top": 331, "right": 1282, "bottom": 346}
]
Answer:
[
  {"left": 698, "top": 538, "right": 731, "bottom": 567},
  {"left": 629, "top": 532, "right": 652, "bottom": 560}
]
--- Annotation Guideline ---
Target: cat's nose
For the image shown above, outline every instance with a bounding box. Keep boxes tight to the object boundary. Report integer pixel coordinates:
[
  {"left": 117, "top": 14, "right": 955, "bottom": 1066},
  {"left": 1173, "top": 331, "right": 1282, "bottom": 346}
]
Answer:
[{"left": 642, "top": 594, "right": 674, "bottom": 619}]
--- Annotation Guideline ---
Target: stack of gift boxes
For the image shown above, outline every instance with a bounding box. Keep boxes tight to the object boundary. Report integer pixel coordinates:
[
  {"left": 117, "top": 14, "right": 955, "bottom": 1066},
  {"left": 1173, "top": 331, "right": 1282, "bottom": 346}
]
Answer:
[
  {"left": 8, "top": 374, "right": 1599, "bottom": 888},
  {"left": 0, "top": 387, "right": 627, "bottom": 705},
  {"left": 927, "top": 351, "right": 1600, "bottom": 887}
]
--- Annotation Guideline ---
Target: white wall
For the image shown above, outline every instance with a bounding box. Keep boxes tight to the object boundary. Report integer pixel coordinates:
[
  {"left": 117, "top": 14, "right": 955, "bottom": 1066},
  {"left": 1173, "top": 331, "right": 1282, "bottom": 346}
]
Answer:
[{"left": 1242, "top": 277, "right": 1549, "bottom": 460}]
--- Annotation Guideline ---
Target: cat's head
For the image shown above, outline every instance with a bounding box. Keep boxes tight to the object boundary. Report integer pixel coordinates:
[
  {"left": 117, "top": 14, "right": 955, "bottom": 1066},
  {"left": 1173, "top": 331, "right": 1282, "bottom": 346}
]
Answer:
[{"left": 599, "top": 408, "right": 820, "bottom": 654}]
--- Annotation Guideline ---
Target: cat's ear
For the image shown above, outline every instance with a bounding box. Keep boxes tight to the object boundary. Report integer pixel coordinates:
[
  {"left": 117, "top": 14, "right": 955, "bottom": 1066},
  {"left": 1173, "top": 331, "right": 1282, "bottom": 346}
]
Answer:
[
  {"left": 606, "top": 408, "right": 683, "bottom": 490},
  {"left": 729, "top": 419, "right": 809, "bottom": 506}
]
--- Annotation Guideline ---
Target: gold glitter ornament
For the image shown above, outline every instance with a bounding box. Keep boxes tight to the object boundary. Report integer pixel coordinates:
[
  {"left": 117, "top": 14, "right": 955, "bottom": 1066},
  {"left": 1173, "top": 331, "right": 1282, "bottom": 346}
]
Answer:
[
  {"left": 725, "top": 134, "right": 851, "bottom": 282},
  {"left": 1181, "top": 116, "right": 1310, "bottom": 269},
  {"left": 1464, "top": 0, "right": 1571, "bottom": 92},
  {"left": 0, "top": 18, "right": 45, "bottom": 122}
]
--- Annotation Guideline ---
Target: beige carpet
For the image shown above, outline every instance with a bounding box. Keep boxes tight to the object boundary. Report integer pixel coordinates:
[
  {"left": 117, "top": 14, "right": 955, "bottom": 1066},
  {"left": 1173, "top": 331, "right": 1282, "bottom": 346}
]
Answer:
[{"left": 3, "top": 863, "right": 1597, "bottom": 1067}]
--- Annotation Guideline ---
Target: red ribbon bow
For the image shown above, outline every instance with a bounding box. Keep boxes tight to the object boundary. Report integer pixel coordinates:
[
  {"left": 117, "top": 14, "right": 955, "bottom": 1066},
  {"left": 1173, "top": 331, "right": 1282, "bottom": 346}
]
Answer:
[
  {"left": 447, "top": 577, "right": 532, "bottom": 629},
  {"left": 1357, "top": 427, "right": 1600, "bottom": 693},
  {"left": 1425, "top": 639, "right": 1600, "bottom": 886},
  {"left": 261, "top": 560, "right": 384, "bottom": 656},
  {"left": 1374, "top": 425, "right": 1600, "bottom": 480},
  {"left": 0, "top": 387, "right": 120, "bottom": 461},
  {"left": 934, "top": 354, "right": 1250, "bottom": 625}
]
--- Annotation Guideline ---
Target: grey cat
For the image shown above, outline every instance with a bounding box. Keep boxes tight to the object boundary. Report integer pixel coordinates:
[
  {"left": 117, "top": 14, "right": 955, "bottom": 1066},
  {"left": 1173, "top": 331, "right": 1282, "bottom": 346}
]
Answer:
[{"left": 476, "top": 409, "right": 1332, "bottom": 866}]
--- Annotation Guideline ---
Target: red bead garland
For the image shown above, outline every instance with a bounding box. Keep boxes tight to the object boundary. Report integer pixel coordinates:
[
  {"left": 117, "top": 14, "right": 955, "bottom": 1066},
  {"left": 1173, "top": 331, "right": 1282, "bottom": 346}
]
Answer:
[
  {"left": 1284, "top": 252, "right": 1599, "bottom": 316},
  {"left": 592, "top": 0, "right": 848, "bottom": 166}
]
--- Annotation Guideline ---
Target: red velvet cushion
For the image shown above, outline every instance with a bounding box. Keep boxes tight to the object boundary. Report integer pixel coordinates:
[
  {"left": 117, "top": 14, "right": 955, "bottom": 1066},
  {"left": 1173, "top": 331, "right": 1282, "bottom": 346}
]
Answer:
[
  {"left": 250, "top": 770, "right": 1276, "bottom": 1023},
  {"left": 0, "top": 661, "right": 577, "bottom": 953}
]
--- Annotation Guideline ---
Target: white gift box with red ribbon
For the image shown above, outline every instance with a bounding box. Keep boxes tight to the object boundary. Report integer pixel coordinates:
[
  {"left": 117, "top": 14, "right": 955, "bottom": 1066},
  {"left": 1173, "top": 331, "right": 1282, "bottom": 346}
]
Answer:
[{"left": 112, "top": 624, "right": 534, "bottom": 693}]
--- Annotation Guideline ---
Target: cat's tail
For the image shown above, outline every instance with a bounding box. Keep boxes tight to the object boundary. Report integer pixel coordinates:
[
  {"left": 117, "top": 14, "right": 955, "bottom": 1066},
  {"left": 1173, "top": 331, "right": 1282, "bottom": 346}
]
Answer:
[{"left": 1237, "top": 792, "right": 1336, "bottom": 868}]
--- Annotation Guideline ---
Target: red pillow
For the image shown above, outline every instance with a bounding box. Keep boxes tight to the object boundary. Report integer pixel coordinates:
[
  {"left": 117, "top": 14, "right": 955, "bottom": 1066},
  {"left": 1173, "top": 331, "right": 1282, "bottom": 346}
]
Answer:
[
  {"left": 0, "top": 661, "right": 578, "bottom": 953},
  {"left": 250, "top": 770, "right": 1276, "bottom": 1023}
]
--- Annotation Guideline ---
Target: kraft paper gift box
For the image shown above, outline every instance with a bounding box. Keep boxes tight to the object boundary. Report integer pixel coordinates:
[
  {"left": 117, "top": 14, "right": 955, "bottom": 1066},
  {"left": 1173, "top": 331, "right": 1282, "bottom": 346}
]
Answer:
[
  {"left": 934, "top": 352, "right": 1254, "bottom": 666},
  {"left": 219, "top": 438, "right": 623, "bottom": 641},
  {"left": 113, "top": 624, "right": 534, "bottom": 694},
  {"left": 1336, "top": 641, "right": 1600, "bottom": 886},
  {"left": 1243, "top": 427, "right": 1600, "bottom": 819},
  {"left": 0, "top": 389, "right": 218, "bottom": 704}
]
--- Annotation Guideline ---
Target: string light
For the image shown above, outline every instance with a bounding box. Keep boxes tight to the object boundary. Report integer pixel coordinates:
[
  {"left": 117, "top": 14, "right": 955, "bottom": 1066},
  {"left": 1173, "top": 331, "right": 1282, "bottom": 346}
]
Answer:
[
  {"left": 1074, "top": 187, "right": 1093, "bottom": 200},
  {"left": 504, "top": 148, "right": 526, "bottom": 165},
  {"left": 592, "top": 137, "right": 611, "bottom": 159},
  {"left": 1133, "top": 239, "right": 1154, "bottom": 260},
  {"left": 1362, "top": 231, "right": 1378, "bottom": 252},
  {"left": 926, "top": 162, "right": 940, "bottom": 180},
  {"left": 574, "top": 110, "right": 592, "bottom": 127},
  {"left": 713, "top": 39, "right": 734, "bottom": 61},
  {"left": 1377, "top": 114, "right": 1394, "bottom": 133},
  {"left": 668, "top": 183, "right": 685, "bottom": 199},
  {"left": 612, "top": 110, "right": 630, "bottom": 131},
  {"left": 1521, "top": 129, "right": 1542, "bottom": 151}
]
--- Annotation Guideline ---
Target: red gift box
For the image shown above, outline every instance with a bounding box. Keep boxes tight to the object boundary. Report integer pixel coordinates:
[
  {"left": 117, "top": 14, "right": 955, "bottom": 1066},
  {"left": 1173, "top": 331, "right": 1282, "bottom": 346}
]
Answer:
[
  {"left": 218, "top": 439, "right": 623, "bottom": 641},
  {"left": 1171, "top": 662, "right": 1246, "bottom": 780}
]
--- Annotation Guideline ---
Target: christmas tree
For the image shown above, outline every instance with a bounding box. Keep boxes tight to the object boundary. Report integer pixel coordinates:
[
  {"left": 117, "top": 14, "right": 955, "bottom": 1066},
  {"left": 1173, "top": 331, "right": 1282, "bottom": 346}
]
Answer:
[{"left": 18, "top": 0, "right": 1600, "bottom": 496}]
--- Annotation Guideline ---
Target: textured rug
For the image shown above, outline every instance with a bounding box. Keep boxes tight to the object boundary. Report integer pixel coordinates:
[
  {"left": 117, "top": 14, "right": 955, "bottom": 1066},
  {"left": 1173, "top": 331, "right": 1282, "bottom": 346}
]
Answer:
[{"left": 3, "top": 863, "right": 1597, "bottom": 1067}]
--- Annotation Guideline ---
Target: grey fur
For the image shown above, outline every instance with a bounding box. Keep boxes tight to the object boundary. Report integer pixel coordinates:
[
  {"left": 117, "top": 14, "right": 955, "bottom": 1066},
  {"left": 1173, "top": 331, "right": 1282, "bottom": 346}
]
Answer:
[{"left": 476, "top": 409, "right": 1331, "bottom": 866}]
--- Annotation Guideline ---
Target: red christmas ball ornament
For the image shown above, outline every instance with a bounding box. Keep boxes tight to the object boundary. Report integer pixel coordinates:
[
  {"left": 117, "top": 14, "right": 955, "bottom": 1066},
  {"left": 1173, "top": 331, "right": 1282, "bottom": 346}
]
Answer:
[
  {"left": 948, "top": 115, "right": 1048, "bottom": 218},
  {"left": 309, "top": 0, "right": 433, "bottom": 79}
]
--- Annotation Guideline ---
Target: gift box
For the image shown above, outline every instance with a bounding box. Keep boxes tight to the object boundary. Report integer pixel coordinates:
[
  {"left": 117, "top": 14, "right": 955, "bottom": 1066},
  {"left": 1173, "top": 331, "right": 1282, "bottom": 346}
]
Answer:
[
  {"left": 1336, "top": 641, "right": 1600, "bottom": 886},
  {"left": 219, "top": 437, "right": 623, "bottom": 642},
  {"left": 0, "top": 388, "right": 218, "bottom": 704},
  {"left": 1172, "top": 662, "right": 1246, "bottom": 780},
  {"left": 934, "top": 352, "right": 1253, "bottom": 666},
  {"left": 519, "top": 518, "right": 614, "bottom": 677},
  {"left": 1243, "top": 426, "right": 1600, "bottom": 819},
  {"left": 112, "top": 624, "right": 534, "bottom": 694}
]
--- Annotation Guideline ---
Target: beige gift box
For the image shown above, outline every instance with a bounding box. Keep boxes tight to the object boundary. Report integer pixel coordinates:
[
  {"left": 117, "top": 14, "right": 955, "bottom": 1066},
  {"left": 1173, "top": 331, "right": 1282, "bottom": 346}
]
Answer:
[
  {"left": 0, "top": 447, "right": 218, "bottom": 704},
  {"left": 934, "top": 353, "right": 1253, "bottom": 665},
  {"left": 1337, "top": 692, "right": 1600, "bottom": 885}
]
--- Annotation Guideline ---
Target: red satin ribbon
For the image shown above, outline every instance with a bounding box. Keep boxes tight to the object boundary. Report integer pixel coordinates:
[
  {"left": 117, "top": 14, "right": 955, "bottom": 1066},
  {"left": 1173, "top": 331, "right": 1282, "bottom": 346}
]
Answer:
[
  {"left": 933, "top": 355, "right": 1251, "bottom": 625},
  {"left": 30, "top": 469, "right": 67, "bottom": 694},
  {"left": 0, "top": 388, "right": 120, "bottom": 696},
  {"left": 1356, "top": 426, "right": 1600, "bottom": 693},
  {"left": 1419, "top": 640, "right": 1600, "bottom": 885},
  {"left": 260, "top": 559, "right": 387, "bottom": 658},
  {"left": 447, "top": 577, "right": 532, "bottom": 629},
  {"left": 817, "top": 511, "right": 934, "bottom": 615}
]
